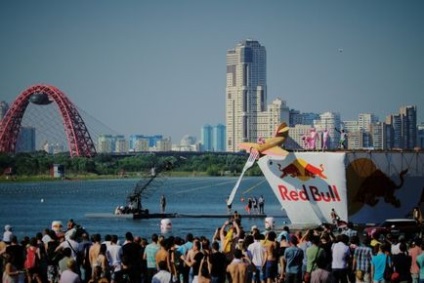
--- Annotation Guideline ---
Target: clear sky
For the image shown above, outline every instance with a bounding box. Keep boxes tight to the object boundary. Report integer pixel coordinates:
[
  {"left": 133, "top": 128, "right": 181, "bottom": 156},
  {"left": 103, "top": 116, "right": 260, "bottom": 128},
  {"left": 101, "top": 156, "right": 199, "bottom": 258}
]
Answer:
[{"left": 1, "top": 1, "right": 423, "bottom": 143}]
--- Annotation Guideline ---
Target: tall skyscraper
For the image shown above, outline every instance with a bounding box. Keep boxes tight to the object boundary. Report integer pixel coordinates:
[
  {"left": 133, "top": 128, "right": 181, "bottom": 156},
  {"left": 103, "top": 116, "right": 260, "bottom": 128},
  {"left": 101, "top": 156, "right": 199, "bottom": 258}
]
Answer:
[
  {"left": 226, "top": 39, "right": 267, "bottom": 152},
  {"left": 399, "top": 105, "right": 417, "bottom": 149},
  {"left": 213, "top": 124, "right": 226, "bottom": 152},
  {"left": 201, "top": 124, "right": 213, "bottom": 151}
]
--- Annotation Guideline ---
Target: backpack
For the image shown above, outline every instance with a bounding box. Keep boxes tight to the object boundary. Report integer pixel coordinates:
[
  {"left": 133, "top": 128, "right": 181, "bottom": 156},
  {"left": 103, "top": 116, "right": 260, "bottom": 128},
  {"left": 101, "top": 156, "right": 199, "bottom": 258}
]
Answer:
[{"left": 24, "top": 247, "right": 39, "bottom": 269}]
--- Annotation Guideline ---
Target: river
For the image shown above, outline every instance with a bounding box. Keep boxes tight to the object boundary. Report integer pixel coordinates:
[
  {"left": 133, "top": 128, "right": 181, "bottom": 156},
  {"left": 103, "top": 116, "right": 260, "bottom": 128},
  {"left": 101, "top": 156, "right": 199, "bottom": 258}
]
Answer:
[{"left": 0, "top": 176, "right": 288, "bottom": 241}]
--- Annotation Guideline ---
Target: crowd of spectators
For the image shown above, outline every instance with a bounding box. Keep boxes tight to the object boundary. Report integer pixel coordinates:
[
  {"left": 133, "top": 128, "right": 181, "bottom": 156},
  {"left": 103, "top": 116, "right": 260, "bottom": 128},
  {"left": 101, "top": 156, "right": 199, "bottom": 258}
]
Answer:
[{"left": 1, "top": 216, "right": 424, "bottom": 283}]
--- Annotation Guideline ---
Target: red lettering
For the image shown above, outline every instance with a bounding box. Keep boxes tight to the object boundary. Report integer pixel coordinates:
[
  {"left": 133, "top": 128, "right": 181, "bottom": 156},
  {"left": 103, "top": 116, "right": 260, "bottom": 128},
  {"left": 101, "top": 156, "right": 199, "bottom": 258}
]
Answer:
[
  {"left": 289, "top": 190, "right": 299, "bottom": 201},
  {"left": 299, "top": 185, "right": 310, "bottom": 201},
  {"left": 278, "top": 184, "right": 340, "bottom": 202},
  {"left": 332, "top": 185, "right": 341, "bottom": 201},
  {"left": 278, "top": 185, "right": 290, "bottom": 200}
]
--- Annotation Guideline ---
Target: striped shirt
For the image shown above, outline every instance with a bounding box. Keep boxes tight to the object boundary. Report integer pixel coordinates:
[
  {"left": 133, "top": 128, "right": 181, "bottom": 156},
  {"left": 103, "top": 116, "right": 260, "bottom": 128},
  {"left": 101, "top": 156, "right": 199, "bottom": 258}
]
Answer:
[{"left": 353, "top": 246, "right": 372, "bottom": 273}]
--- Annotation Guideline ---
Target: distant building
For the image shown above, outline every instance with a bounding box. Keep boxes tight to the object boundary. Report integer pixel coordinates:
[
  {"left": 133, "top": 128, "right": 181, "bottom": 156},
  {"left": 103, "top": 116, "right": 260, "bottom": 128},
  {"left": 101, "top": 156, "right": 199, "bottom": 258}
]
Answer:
[
  {"left": 226, "top": 39, "right": 267, "bottom": 152},
  {"left": 115, "top": 135, "right": 128, "bottom": 153},
  {"left": 418, "top": 122, "right": 424, "bottom": 149},
  {"left": 313, "top": 112, "right": 341, "bottom": 149},
  {"left": 16, "top": 127, "right": 36, "bottom": 152},
  {"left": 386, "top": 105, "right": 417, "bottom": 150},
  {"left": 201, "top": 124, "right": 213, "bottom": 151},
  {"left": 213, "top": 124, "right": 226, "bottom": 152},
  {"left": 201, "top": 124, "right": 226, "bottom": 152}
]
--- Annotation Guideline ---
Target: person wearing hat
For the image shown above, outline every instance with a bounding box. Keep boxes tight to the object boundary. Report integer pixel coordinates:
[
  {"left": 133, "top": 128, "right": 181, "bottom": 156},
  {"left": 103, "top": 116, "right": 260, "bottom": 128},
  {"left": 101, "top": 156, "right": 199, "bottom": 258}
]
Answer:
[
  {"left": 3, "top": 224, "right": 13, "bottom": 244},
  {"left": 281, "top": 235, "right": 304, "bottom": 283}
]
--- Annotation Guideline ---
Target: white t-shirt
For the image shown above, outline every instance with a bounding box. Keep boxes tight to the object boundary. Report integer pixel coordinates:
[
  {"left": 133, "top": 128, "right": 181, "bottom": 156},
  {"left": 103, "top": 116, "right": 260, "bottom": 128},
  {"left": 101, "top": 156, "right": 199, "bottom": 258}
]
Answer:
[{"left": 331, "top": 242, "right": 350, "bottom": 269}]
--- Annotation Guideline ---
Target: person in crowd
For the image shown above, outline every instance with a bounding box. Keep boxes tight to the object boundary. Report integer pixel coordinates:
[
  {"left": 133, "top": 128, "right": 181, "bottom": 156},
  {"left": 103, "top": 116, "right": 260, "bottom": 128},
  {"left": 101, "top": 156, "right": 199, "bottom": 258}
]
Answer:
[
  {"left": 281, "top": 235, "right": 304, "bottom": 283},
  {"left": 25, "top": 237, "right": 43, "bottom": 283},
  {"left": 89, "top": 234, "right": 102, "bottom": 273},
  {"left": 248, "top": 230, "right": 266, "bottom": 283},
  {"left": 122, "top": 231, "right": 142, "bottom": 282},
  {"left": 59, "top": 248, "right": 73, "bottom": 276},
  {"left": 144, "top": 233, "right": 160, "bottom": 283},
  {"left": 77, "top": 232, "right": 92, "bottom": 283},
  {"left": 180, "top": 239, "right": 203, "bottom": 283},
  {"left": 94, "top": 243, "right": 110, "bottom": 281},
  {"left": 226, "top": 249, "right": 249, "bottom": 283},
  {"left": 3, "top": 224, "right": 13, "bottom": 245},
  {"left": 56, "top": 233, "right": 79, "bottom": 261},
  {"left": 352, "top": 237, "right": 372, "bottom": 283},
  {"left": 60, "top": 259, "right": 81, "bottom": 283},
  {"left": 409, "top": 238, "right": 422, "bottom": 283},
  {"left": 3, "top": 252, "right": 24, "bottom": 283},
  {"left": 310, "top": 254, "right": 331, "bottom": 283},
  {"left": 156, "top": 237, "right": 169, "bottom": 270},
  {"left": 392, "top": 242, "right": 412, "bottom": 283},
  {"left": 263, "top": 231, "right": 279, "bottom": 283},
  {"left": 306, "top": 235, "right": 326, "bottom": 277},
  {"left": 177, "top": 233, "right": 194, "bottom": 283},
  {"left": 6, "top": 235, "right": 26, "bottom": 275},
  {"left": 371, "top": 244, "right": 392, "bottom": 283},
  {"left": 208, "top": 241, "right": 227, "bottom": 283},
  {"left": 106, "top": 234, "right": 122, "bottom": 283},
  {"left": 331, "top": 234, "right": 351, "bottom": 283},
  {"left": 220, "top": 220, "right": 241, "bottom": 262},
  {"left": 416, "top": 242, "right": 424, "bottom": 283},
  {"left": 152, "top": 260, "right": 172, "bottom": 283}
]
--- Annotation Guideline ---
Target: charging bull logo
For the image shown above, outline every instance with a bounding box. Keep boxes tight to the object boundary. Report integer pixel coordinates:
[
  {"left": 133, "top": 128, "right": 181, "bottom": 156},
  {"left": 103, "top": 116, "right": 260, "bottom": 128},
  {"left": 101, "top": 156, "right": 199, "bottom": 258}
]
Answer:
[
  {"left": 347, "top": 158, "right": 409, "bottom": 215},
  {"left": 277, "top": 158, "right": 327, "bottom": 181}
]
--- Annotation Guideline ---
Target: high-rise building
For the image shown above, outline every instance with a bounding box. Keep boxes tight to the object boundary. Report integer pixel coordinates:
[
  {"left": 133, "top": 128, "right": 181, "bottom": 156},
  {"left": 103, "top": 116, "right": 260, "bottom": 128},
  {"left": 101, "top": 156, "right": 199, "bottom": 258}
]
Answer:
[
  {"left": 201, "top": 124, "right": 213, "bottom": 151},
  {"left": 399, "top": 105, "right": 417, "bottom": 149},
  {"left": 258, "top": 98, "right": 290, "bottom": 139},
  {"left": 213, "top": 124, "right": 226, "bottom": 152},
  {"left": 386, "top": 106, "right": 417, "bottom": 150},
  {"left": 226, "top": 39, "right": 267, "bottom": 152},
  {"left": 16, "top": 127, "right": 36, "bottom": 152}
]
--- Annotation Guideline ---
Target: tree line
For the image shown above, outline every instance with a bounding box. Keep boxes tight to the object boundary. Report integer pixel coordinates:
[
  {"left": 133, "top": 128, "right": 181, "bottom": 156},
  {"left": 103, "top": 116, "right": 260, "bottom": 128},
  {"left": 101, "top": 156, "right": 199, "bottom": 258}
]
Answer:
[{"left": 0, "top": 151, "right": 263, "bottom": 178}]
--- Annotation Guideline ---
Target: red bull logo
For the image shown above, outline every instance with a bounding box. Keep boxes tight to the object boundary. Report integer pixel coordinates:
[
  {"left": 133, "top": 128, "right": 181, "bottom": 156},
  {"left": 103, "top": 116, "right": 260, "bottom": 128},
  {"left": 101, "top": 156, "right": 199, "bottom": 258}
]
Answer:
[
  {"left": 278, "top": 184, "right": 341, "bottom": 202},
  {"left": 277, "top": 158, "right": 327, "bottom": 181}
]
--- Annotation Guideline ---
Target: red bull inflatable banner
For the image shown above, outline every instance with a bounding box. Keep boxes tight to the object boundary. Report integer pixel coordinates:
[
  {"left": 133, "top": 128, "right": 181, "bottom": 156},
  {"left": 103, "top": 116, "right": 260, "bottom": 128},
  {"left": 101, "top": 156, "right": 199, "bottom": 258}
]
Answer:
[{"left": 258, "top": 151, "right": 424, "bottom": 225}]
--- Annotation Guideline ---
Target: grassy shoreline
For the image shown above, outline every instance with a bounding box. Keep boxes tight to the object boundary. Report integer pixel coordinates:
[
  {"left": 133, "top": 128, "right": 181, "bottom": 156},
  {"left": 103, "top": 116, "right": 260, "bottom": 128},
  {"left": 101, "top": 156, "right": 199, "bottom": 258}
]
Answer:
[{"left": 0, "top": 171, "right": 217, "bottom": 182}]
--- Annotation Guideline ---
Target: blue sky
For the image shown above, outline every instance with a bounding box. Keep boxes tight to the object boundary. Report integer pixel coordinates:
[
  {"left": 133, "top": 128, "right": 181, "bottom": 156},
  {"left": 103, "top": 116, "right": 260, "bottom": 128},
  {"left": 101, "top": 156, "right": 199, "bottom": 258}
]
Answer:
[{"left": 1, "top": 1, "right": 423, "bottom": 142}]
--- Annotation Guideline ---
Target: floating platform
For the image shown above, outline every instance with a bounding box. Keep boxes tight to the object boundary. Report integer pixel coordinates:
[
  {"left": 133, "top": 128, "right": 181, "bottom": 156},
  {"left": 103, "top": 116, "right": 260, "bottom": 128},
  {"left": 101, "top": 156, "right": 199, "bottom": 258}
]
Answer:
[{"left": 85, "top": 212, "right": 268, "bottom": 219}]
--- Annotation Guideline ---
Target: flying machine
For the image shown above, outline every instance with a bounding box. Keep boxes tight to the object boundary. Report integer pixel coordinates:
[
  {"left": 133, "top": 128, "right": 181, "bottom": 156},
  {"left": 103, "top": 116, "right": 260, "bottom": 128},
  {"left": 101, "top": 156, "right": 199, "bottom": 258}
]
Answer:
[{"left": 238, "top": 122, "right": 289, "bottom": 158}]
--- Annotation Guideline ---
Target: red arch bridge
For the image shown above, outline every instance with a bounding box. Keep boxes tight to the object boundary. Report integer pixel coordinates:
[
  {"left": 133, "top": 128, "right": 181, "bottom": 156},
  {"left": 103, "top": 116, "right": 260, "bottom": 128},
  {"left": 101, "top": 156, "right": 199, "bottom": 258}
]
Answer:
[{"left": 0, "top": 84, "right": 96, "bottom": 157}]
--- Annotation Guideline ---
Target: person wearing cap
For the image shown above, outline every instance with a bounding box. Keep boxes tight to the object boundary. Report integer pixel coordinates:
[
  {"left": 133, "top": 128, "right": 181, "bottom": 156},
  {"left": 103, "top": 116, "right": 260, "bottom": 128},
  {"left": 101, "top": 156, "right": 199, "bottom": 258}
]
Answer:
[
  {"left": 226, "top": 249, "right": 249, "bottom": 283},
  {"left": 3, "top": 224, "right": 13, "bottom": 244},
  {"left": 281, "top": 235, "right": 304, "bottom": 283}
]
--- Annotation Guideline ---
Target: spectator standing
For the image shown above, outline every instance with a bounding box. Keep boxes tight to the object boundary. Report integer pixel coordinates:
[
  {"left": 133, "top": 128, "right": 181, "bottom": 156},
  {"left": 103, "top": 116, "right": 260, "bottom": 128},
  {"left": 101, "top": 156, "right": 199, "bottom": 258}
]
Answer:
[
  {"left": 352, "top": 237, "right": 372, "bottom": 283},
  {"left": 281, "top": 236, "right": 304, "bottom": 283},
  {"left": 331, "top": 234, "right": 351, "bottom": 283},
  {"left": 143, "top": 233, "right": 159, "bottom": 283},
  {"left": 409, "top": 239, "right": 422, "bottom": 283}
]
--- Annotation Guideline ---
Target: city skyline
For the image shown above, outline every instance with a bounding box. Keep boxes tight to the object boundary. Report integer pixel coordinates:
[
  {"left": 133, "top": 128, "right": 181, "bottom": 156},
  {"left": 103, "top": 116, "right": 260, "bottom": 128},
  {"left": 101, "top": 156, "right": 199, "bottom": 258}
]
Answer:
[{"left": 0, "top": 1, "right": 423, "bottom": 142}]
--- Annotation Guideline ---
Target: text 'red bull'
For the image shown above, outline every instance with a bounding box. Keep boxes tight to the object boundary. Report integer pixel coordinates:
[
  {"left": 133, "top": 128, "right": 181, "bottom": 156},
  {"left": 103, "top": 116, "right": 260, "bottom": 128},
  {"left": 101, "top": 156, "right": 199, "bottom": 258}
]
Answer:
[{"left": 278, "top": 184, "right": 341, "bottom": 202}]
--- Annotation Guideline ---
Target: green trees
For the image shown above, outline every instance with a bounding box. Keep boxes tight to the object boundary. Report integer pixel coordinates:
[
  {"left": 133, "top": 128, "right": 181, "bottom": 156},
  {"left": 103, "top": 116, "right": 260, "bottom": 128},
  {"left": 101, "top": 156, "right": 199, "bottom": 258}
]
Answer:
[{"left": 0, "top": 152, "right": 263, "bottom": 178}]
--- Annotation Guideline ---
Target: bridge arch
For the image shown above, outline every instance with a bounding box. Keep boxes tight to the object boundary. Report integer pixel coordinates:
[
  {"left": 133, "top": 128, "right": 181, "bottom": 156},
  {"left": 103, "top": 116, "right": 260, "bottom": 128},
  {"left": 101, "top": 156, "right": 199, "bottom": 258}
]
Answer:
[{"left": 0, "top": 84, "right": 96, "bottom": 157}]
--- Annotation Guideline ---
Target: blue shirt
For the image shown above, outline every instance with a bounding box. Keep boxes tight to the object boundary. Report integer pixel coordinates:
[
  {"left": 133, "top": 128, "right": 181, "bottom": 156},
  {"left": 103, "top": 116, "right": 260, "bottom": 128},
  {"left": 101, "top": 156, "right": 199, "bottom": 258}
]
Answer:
[
  {"left": 371, "top": 253, "right": 391, "bottom": 282},
  {"left": 284, "top": 246, "right": 304, "bottom": 274}
]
